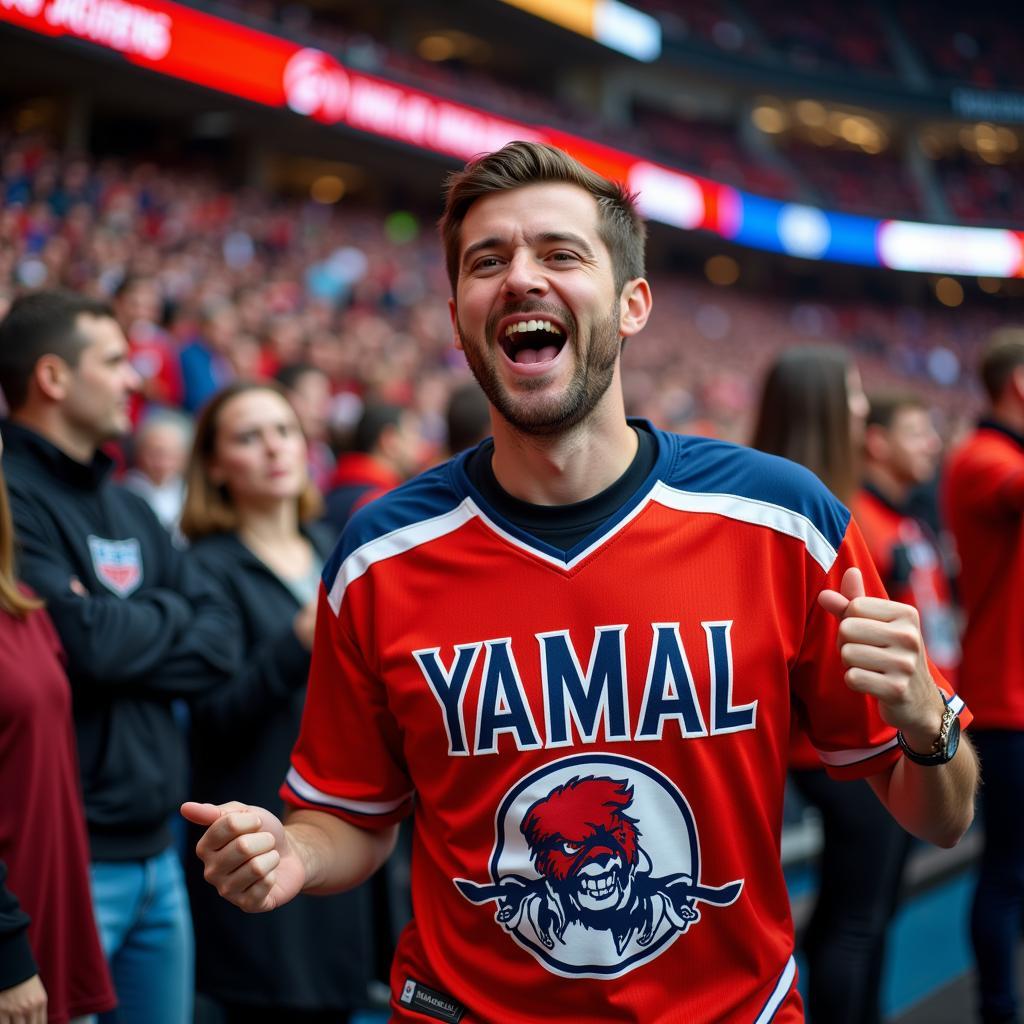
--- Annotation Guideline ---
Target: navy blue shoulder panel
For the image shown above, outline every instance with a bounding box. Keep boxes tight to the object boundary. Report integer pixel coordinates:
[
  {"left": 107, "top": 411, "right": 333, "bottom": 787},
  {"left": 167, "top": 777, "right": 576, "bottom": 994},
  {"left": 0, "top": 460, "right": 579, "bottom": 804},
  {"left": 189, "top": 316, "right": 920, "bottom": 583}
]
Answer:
[
  {"left": 657, "top": 430, "right": 851, "bottom": 554},
  {"left": 320, "top": 455, "right": 467, "bottom": 587}
]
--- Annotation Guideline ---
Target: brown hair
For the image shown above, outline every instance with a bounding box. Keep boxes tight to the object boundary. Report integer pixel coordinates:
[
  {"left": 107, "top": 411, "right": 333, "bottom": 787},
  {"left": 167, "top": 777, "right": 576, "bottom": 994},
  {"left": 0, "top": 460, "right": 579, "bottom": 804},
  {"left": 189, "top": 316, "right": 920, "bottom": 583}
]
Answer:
[
  {"left": 866, "top": 390, "right": 926, "bottom": 430},
  {"left": 980, "top": 328, "right": 1024, "bottom": 403},
  {"left": 751, "top": 345, "right": 860, "bottom": 504},
  {"left": 0, "top": 290, "right": 115, "bottom": 411},
  {"left": 0, "top": 460, "right": 43, "bottom": 618},
  {"left": 440, "top": 141, "right": 646, "bottom": 295},
  {"left": 180, "top": 381, "right": 323, "bottom": 542}
]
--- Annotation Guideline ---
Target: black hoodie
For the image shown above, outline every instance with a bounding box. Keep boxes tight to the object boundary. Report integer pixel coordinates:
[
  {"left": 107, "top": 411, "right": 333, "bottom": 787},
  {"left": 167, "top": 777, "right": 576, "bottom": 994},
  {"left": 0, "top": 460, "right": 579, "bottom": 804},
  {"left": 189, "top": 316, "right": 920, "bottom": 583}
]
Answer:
[{"left": 2, "top": 421, "right": 239, "bottom": 860}]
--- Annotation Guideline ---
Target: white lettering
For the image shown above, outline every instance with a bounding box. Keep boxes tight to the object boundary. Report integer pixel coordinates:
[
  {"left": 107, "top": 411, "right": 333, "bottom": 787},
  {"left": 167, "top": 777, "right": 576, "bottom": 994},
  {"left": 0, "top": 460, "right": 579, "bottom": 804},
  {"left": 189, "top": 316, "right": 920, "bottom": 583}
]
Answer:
[{"left": 44, "top": 0, "right": 171, "bottom": 60}]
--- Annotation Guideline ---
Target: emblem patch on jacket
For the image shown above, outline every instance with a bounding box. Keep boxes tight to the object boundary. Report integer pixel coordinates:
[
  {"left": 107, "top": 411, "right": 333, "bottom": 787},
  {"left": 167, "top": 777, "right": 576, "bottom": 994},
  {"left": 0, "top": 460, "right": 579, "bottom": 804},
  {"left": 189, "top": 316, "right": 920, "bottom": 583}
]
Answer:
[{"left": 88, "top": 535, "right": 143, "bottom": 597}]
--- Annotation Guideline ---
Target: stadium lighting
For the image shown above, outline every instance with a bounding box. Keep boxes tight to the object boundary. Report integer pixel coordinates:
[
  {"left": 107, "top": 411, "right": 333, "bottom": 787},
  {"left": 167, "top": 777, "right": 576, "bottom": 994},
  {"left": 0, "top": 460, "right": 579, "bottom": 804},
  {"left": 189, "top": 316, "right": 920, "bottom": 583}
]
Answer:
[
  {"left": 934, "top": 277, "right": 965, "bottom": 307},
  {"left": 496, "top": 0, "right": 661, "bottom": 61}
]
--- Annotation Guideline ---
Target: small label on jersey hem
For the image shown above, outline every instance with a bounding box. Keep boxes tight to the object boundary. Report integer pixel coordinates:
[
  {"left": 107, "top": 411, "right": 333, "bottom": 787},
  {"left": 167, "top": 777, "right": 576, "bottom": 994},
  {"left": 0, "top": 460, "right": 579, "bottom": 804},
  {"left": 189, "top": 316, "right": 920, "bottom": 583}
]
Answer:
[{"left": 398, "top": 977, "right": 465, "bottom": 1022}]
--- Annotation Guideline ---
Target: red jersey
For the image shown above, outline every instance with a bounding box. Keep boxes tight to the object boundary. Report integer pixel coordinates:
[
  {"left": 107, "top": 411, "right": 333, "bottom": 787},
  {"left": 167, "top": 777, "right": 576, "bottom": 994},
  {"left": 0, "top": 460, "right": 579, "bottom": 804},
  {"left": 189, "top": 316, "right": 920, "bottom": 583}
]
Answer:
[
  {"left": 852, "top": 485, "right": 960, "bottom": 681},
  {"left": 944, "top": 419, "right": 1024, "bottom": 728},
  {"left": 284, "top": 429, "right": 969, "bottom": 1024}
]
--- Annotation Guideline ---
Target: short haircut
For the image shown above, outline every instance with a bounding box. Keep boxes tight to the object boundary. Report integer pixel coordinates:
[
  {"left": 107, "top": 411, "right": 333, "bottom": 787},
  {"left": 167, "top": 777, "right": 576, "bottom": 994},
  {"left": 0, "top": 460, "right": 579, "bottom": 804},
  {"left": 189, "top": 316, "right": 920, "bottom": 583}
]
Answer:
[
  {"left": 440, "top": 141, "right": 646, "bottom": 295},
  {"left": 980, "top": 328, "right": 1024, "bottom": 403},
  {"left": 274, "top": 362, "right": 326, "bottom": 392},
  {"left": 866, "top": 391, "right": 926, "bottom": 430},
  {"left": 179, "top": 381, "right": 322, "bottom": 542},
  {"left": 446, "top": 381, "right": 491, "bottom": 454},
  {"left": 751, "top": 345, "right": 858, "bottom": 504},
  {"left": 351, "top": 402, "right": 405, "bottom": 455},
  {"left": 0, "top": 290, "right": 115, "bottom": 411}
]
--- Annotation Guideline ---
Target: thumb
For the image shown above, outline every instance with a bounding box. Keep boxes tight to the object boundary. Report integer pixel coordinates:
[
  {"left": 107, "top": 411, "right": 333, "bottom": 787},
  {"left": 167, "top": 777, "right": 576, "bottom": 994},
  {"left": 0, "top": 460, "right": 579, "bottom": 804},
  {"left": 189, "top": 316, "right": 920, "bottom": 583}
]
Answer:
[
  {"left": 180, "top": 801, "right": 225, "bottom": 826},
  {"left": 840, "top": 566, "right": 866, "bottom": 602},
  {"left": 817, "top": 566, "right": 867, "bottom": 621}
]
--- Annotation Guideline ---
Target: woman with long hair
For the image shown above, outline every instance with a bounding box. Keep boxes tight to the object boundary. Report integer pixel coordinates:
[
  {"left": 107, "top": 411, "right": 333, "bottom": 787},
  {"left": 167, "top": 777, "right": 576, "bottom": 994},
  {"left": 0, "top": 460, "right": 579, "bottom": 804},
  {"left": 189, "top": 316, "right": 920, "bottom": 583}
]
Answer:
[
  {"left": 0, "top": 432, "right": 115, "bottom": 1023},
  {"left": 752, "top": 345, "right": 908, "bottom": 1024},
  {"left": 179, "top": 381, "right": 373, "bottom": 1024}
]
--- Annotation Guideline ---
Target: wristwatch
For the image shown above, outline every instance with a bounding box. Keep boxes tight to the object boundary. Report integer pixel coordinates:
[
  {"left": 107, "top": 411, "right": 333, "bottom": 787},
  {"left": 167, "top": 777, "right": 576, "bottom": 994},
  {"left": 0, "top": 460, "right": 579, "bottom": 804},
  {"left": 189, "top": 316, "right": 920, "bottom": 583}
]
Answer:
[{"left": 897, "top": 690, "right": 961, "bottom": 766}]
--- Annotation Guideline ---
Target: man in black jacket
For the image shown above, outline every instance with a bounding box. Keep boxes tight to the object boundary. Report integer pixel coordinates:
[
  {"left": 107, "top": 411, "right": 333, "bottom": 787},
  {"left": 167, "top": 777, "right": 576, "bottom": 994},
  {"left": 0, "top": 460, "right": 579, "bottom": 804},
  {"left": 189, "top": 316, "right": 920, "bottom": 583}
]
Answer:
[{"left": 0, "top": 291, "right": 239, "bottom": 1024}]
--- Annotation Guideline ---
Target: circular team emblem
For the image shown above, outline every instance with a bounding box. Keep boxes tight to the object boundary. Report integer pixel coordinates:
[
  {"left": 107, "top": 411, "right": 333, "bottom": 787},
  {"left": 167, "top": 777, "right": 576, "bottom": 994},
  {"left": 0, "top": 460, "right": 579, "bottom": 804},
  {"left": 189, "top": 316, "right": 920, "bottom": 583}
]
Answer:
[{"left": 454, "top": 753, "right": 743, "bottom": 979}]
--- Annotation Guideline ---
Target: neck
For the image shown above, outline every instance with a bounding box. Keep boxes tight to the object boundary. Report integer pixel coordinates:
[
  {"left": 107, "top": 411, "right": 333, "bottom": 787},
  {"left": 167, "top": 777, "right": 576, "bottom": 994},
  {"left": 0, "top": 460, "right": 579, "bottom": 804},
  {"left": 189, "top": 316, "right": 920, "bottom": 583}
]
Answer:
[
  {"left": 864, "top": 464, "right": 909, "bottom": 507},
  {"left": 237, "top": 499, "right": 301, "bottom": 548},
  {"left": 11, "top": 409, "right": 97, "bottom": 464},
  {"left": 489, "top": 387, "right": 637, "bottom": 505}
]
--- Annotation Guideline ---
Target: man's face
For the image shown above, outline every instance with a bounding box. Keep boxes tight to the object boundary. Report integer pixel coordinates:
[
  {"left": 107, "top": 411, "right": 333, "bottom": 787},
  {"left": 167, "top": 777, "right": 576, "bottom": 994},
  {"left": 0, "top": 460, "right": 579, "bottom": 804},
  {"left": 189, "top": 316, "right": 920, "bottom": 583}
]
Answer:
[
  {"left": 62, "top": 315, "right": 140, "bottom": 443},
  {"left": 287, "top": 370, "right": 331, "bottom": 442},
  {"left": 876, "top": 407, "right": 941, "bottom": 486},
  {"left": 450, "top": 183, "right": 628, "bottom": 436}
]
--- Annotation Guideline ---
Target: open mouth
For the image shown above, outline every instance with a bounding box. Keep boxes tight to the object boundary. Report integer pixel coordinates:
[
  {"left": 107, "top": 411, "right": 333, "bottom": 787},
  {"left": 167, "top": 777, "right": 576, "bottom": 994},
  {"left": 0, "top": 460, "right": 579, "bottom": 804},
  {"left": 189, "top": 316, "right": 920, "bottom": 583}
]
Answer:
[
  {"left": 576, "top": 868, "right": 620, "bottom": 903},
  {"left": 500, "top": 318, "right": 566, "bottom": 365}
]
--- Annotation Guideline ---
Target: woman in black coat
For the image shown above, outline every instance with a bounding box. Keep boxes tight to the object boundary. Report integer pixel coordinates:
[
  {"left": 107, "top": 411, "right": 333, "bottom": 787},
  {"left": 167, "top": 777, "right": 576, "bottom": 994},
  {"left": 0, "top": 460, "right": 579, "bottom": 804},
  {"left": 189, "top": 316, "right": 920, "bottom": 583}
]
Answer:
[{"left": 180, "top": 381, "right": 373, "bottom": 1024}]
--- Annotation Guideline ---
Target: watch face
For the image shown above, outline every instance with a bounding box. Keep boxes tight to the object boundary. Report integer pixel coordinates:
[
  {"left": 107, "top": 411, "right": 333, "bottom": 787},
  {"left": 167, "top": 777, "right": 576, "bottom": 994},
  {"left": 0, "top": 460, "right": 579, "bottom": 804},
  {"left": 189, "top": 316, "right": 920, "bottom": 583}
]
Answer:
[{"left": 945, "top": 716, "right": 961, "bottom": 761}]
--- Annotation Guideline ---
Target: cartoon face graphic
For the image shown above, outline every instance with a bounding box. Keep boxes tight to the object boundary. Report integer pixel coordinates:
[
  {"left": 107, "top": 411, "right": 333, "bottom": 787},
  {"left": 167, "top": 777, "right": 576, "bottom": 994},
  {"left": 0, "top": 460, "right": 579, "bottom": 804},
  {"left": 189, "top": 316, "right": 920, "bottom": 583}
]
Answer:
[
  {"left": 522, "top": 776, "right": 640, "bottom": 918},
  {"left": 454, "top": 754, "right": 744, "bottom": 979}
]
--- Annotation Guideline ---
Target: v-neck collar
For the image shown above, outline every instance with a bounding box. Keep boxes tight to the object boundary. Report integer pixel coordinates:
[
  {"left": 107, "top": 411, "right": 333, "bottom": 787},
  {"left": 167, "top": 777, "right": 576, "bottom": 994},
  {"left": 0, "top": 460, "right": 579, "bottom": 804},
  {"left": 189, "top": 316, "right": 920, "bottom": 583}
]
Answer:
[{"left": 448, "top": 420, "right": 672, "bottom": 568}]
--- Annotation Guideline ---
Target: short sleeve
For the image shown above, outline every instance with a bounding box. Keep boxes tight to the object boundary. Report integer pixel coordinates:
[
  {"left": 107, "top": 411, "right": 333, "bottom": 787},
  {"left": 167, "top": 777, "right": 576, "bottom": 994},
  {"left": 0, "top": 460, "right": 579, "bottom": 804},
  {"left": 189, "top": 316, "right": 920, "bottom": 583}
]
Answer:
[
  {"left": 281, "top": 584, "right": 414, "bottom": 829},
  {"left": 790, "top": 517, "right": 971, "bottom": 781}
]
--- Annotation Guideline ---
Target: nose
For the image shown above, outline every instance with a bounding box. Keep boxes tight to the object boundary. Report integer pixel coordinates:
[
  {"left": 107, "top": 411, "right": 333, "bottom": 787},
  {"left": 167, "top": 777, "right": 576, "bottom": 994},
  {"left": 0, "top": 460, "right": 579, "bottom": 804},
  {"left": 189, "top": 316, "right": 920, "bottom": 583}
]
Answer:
[{"left": 501, "top": 249, "right": 548, "bottom": 301}]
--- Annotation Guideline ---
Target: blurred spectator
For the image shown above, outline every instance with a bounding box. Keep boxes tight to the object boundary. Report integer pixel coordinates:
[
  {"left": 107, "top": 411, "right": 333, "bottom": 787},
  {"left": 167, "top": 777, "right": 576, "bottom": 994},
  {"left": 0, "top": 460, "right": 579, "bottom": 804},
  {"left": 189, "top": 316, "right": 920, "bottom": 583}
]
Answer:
[
  {"left": 854, "top": 393, "right": 960, "bottom": 679},
  {"left": 0, "top": 290, "right": 239, "bottom": 1024},
  {"left": 752, "top": 345, "right": 909, "bottom": 1024},
  {"left": 0, "top": 431, "right": 116, "bottom": 1023},
  {"left": 179, "top": 382, "right": 374, "bottom": 1022},
  {"left": 323, "top": 401, "right": 423, "bottom": 534},
  {"left": 944, "top": 330, "right": 1024, "bottom": 1024},
  {"left": 122, "top": 409, "right": 193, "bottom": 534},
  {"left": 445, "top": 380, "right": 492, "bottom": 455},
  {"left": 114, "top": 275, "right": 183, "bottom": 422},
  {"left": 275, "top": 362, "right": 337, "bottom": 492},
  {"left": 180, "top": 301, "right": 239, "bottom": 413}
]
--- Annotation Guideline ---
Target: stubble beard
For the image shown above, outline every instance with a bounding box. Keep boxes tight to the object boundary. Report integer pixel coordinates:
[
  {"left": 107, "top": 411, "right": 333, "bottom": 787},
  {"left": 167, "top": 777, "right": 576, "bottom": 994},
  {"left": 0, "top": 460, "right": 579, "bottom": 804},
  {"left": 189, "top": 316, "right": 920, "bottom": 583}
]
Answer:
[{"left": 457, "top": 301, "right": 622, "bottom": 437}]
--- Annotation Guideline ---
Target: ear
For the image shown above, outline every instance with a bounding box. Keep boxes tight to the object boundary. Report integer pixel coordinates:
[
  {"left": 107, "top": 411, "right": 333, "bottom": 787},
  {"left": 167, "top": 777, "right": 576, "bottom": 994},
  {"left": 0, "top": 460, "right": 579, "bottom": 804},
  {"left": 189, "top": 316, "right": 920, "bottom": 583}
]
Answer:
[
  {"left": 34, "top": 354, "right": 72, "bottom": 402},
  {"left": 619, "top": 279, "right": 652, "bottom": 340},
  {"left": 448, "top": 297, "right": 464, "bottom": 352},
  {"left": 863, "top": 422, "right": 888, "bottom": 462}
]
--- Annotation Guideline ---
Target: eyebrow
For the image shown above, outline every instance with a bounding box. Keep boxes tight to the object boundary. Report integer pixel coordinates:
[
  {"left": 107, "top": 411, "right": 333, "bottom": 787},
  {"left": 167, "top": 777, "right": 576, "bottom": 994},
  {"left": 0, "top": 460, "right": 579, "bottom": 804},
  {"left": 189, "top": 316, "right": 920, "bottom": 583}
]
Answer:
[{"left": 461, "top": 231, "right": 597, "bottom": 269}]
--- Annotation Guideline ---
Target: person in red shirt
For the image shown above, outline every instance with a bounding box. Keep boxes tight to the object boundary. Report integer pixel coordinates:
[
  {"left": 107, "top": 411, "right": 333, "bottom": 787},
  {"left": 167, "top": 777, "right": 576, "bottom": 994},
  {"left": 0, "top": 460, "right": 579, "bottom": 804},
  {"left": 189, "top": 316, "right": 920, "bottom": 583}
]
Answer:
[
  {"left": 184, "top": 142, "right": 976, "bottom": 1024},
  {"left": 322, "top": 402, "right": 423, "bottom": 534},
  {"left": 855, "top": 393, "right": 960, "bottom": 683},
  {"left": 0, "top": 432, "right": 115, "bottom": 1024},
  {"left": 945, "top": 331, "right": 1024, "bottom": 1024}
]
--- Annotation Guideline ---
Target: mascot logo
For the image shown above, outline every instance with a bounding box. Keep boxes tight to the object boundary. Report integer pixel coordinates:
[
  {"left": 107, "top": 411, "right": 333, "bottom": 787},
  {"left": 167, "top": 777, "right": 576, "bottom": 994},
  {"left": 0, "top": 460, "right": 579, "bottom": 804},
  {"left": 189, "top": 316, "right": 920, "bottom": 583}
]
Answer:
[{"left": 454, "top": 754, "right": 743, "bottom": 978}]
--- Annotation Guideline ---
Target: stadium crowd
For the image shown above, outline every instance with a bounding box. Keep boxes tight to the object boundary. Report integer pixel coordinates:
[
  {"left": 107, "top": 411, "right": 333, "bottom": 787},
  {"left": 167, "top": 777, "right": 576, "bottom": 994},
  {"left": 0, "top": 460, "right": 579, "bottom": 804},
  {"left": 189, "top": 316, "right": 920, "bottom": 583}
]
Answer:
[
  {"left": 0, "top": 132, "right": 995, "bottom": 445},
  {"left": 0, "top": 127, "right": 1015, "bottom": 1024}
]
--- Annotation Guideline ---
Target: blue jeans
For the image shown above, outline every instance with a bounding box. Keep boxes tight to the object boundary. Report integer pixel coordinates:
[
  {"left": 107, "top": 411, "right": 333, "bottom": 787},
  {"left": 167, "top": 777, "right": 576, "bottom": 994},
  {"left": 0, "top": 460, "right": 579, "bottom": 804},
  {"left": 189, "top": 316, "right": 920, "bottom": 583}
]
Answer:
[
  {"left": 971, "top": 730, "right": 1024, "bottom": 1024},
  {"left": 90, "top": 847, "right": 194, "bottom": 1024}
]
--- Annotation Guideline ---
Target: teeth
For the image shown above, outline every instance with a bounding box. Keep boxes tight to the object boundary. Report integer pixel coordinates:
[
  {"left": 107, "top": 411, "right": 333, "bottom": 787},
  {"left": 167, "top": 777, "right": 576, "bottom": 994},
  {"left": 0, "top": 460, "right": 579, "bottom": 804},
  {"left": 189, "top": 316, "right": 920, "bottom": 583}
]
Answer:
[
  {"left": 580, "top": 875, "right": 616, "bottom": 897},
  {"left": 504, "top": 320, "right": 561, "bottom": 338}
]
